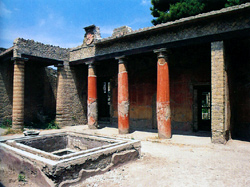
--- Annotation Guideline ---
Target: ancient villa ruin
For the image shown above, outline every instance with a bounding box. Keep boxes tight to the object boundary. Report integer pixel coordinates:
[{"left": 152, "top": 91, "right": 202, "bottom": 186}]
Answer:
[{"left": 1, "top": 4, "right": 250, "bottom": 143}]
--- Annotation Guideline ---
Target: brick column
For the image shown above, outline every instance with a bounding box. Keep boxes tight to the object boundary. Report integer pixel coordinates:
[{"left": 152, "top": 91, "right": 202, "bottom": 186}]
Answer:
[
  {"left": 116, "top": 56, "right": 129, "bottom": 134},
  {"left": 88, "top": 63, "right": 98, "bottom": 129},
  {"left": 211, "top": 41, "right": 227, "bottom": 144},
  {"left": 56, "top": 63, "right": 64, "bottom": 125},
  {"left": 12, "top": 59, "right": 26, "bottom": 129},
  {"left": 154, "top": 48, "right": 171, "bottom": 139}
]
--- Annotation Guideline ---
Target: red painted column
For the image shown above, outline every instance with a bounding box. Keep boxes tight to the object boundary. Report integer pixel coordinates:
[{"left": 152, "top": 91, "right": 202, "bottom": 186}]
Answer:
[
  {"left": 154, "top": 48, "right": 171, "bottom": 139},
  {"left": 116, "top": 56, "right": 129, "bottom": 134},
  {"left": 87, "top": 63, "right": 98, "bottom": 129}
]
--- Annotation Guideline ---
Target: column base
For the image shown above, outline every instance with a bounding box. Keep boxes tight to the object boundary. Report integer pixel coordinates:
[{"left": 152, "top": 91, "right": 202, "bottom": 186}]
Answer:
[
  {"left": 12, "top": 124, "right": 24, "bottom": 130},
  {"left": 119, "top": 128, "right": 129, "bottom": 134},
  {"left": 88, "top": 124, "right": 99, "bottom": 129},
  {"left": 158, "top": 132, "right": 171, "bottom": 139},
  {"left": 212, "top": 131, "right": 227, "bottom": 144}
]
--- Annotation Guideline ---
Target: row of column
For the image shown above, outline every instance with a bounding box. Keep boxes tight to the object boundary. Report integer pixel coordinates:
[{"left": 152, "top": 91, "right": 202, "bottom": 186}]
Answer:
[
  {"left": 87, "top": 48, "right": 172, "bottom": 138},
  {"left": 11, "top": 43, "right": 228, "bottom": 142}
]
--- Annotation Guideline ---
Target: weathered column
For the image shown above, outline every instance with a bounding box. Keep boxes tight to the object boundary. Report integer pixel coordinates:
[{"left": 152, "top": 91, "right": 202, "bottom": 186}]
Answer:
[
  {"left": 154, "top": 48, "right": 171, "bottom": 139},
  {"left": 116, "top": 56, "right": 129, "bottom": 134},
  {"left": 211, "top": 41, "right": 228, "bottom": 144},
  {"left": 87, "top": 63, "right": 98, "bottom": 129},
  {"left": 55, "top": 63, "right": 65, "bottom": 125},
  {"left": 12, "top": 58, "right": 27, "bottom": 129}
]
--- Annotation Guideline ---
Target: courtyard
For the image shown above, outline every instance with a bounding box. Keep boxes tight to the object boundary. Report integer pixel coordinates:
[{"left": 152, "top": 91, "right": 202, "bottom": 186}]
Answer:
[{"left": 1, "top": 125, "right": 250, "bottom": 187}]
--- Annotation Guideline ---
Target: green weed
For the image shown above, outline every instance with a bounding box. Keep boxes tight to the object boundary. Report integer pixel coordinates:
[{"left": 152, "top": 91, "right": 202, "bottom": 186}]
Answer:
[
  {"left": 18, "top": 173, "right": 26, "bottom": 182},
  {"left": 46, "top": 120, "right": 60, "bottom": 129},
  {"left": 0, "top": 119, "right": 12, "bottom": 129}
]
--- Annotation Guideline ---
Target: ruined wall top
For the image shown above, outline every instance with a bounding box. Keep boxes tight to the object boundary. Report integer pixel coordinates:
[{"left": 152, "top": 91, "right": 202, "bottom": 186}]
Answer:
[
  {"left": 69, "top": 25, "right": 102, "bottom": 61},
  {"left": 69, "top": 3, "right": 250, "bottom": 63},
  {"left": 97, "top": 3, "right": 250, "bottom": 44},
  {"left": 112, "top": 26, "right": 133, "bottom": 38},
  {"left": 13, "top": 38, "right": 70, "bottom": 61},
  {"left": 83, "top": 25, "right": 101, "bottom": 45}
]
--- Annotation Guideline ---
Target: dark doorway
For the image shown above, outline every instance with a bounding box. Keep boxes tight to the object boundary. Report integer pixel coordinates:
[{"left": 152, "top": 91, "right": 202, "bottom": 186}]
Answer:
[
  {"left": 97, "top": 78, "right": 111, "bottom": 121},
  {"left": 197, "top": 86, "right": 211, "bottom": 131}
]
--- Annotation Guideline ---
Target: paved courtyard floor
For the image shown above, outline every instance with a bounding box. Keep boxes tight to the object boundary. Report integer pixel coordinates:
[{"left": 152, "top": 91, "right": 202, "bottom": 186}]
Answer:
[{"left": 1, "top": 125, "right": 250, "bottom": 187}]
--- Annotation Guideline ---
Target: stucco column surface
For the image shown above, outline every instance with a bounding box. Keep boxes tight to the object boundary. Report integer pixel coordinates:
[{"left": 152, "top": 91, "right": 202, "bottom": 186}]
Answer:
[
  {"left": 12, "top": 60, "right": 25, "bottom": 129},
  {"left": 116, "top": 56, "right": 129, "bottom": 134},
  {"left": 88, "top": 63, "right": 98, "bottom": 129},
  {"left": 154, "top": 48, "right": 171, "bottom": 139}
]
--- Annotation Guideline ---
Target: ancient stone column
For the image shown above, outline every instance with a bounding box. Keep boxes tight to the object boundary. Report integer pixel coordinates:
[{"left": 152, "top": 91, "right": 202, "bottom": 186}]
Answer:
[
  {"left": 211, "top": 41, "right": 228, "bottom": 144},
  {"left": 55, "top": 63, "right": 64, "bottom": 125},
  {"left": 116, "top": 56, "right": 129, "bottom": 134},
  {"left": 154, "top": 48, "right": 171, "bottom": 139},
  {"left": 12, "top": 59, "right": 26, "bottom": 129},
  {"left": 88, "top": 63, "right": 98, "bottom": 129}
]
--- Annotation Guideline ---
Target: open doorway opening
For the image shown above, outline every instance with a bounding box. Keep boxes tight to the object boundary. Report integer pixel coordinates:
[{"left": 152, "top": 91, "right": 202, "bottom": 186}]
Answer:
[
  {"left": 97, "top": 78, "right": 111, "bottom": 122},
  {"left": 197, "top": 86, "right": 211, "bottom": 131},
  {"left": 194, "top": 85, "right": 211, "bottom": 131}
]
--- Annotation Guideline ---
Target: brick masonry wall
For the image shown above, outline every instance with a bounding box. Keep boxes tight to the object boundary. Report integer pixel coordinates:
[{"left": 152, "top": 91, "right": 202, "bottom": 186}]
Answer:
[
  {"left": 56, "top": 62, "right": 87, "bottom": 126},
  {"left": 70, "top": 45, "right": 95, "bottom": 62},
  {"left": 0, "top": 60, "right": 13, "bottom": 124},
  {"left": 211, "top": 41, "right": 227, "bottom": 144}
]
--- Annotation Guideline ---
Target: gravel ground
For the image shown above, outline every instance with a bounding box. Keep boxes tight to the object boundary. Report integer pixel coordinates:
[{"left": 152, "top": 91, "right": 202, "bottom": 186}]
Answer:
[
  {"left": 75, "top": 140, "right": 250, "bottom": 187},
  {"left": 1, "top": 126, "right": 250, "bottom": 187}
]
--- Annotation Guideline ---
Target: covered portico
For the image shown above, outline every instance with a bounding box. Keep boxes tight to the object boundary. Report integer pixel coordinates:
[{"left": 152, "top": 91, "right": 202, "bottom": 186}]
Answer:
[{"left": 69, "top": 4, "right": 250, "bottom": 143}]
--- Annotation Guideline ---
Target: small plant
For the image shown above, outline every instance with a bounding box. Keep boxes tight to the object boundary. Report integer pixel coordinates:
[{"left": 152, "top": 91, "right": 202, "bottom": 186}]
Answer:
[
  {"left": 46, "top": 120, "right": 60, "bottom": 129},
  {"left": 18, "top": 173, "right": 26, "bottom": 182},
  {"left": 0, "top": 119, "right": 12, "bottom": 129}
]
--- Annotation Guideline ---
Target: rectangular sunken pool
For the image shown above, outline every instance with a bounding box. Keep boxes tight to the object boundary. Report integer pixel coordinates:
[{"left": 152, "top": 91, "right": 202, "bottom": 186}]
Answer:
[{"left": 0, "top": 132, "right": 141, "bottom": 187}]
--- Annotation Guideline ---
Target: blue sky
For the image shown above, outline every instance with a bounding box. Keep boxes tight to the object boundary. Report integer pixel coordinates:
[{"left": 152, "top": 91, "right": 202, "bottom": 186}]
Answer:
[{"left": 0, "top": 0, "right": 153, "bottom": 49}]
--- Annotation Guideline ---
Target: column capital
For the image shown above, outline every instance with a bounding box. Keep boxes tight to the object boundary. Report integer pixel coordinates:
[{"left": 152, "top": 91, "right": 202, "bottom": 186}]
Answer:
[
  {"left": 54, "top": 63, "right": 64, "bottom": 68},
  {"left": 154, "top": 48, "right": 168, "bottom": 59},
  {"left": 88, "top": 60, "right": 96, "bottom": 77},
  {"left": 85, "top": 59, "right": 95, "bottom": 66},
  {"left": 88, "top": 63, "right": 95, "bottom": 69},
  {"left": 115, "top": 55, "right": 126, "bottom": 64},
  {"left": 11, "top": 57, "right": 28, "bottom": 65}
]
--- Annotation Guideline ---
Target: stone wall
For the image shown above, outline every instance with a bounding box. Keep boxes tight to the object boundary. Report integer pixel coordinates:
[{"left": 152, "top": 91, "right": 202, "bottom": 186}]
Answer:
[
  {"left": 70, "top": 45, "right": 95, "bottom": 62},
  {"left": 56, "top": 63, "right": 88, "bottom": 126},
  {"left": 0, "top": 60, "right": 13, "bottom": 124},
  {"left": 13, "top": 38, "right": 69, "bottom": 61},
  {"left": 0, "top": 48, "right": 7, "bottom": 54}
]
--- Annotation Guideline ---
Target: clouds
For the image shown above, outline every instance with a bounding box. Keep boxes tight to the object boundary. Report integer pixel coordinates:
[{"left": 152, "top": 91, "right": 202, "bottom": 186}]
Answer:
[
  {"left": 0, "top": 1, "right": 12, "bottom": 18},
  {"left": 141, "top": 0, "right": 151, "bottom": 6}
]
